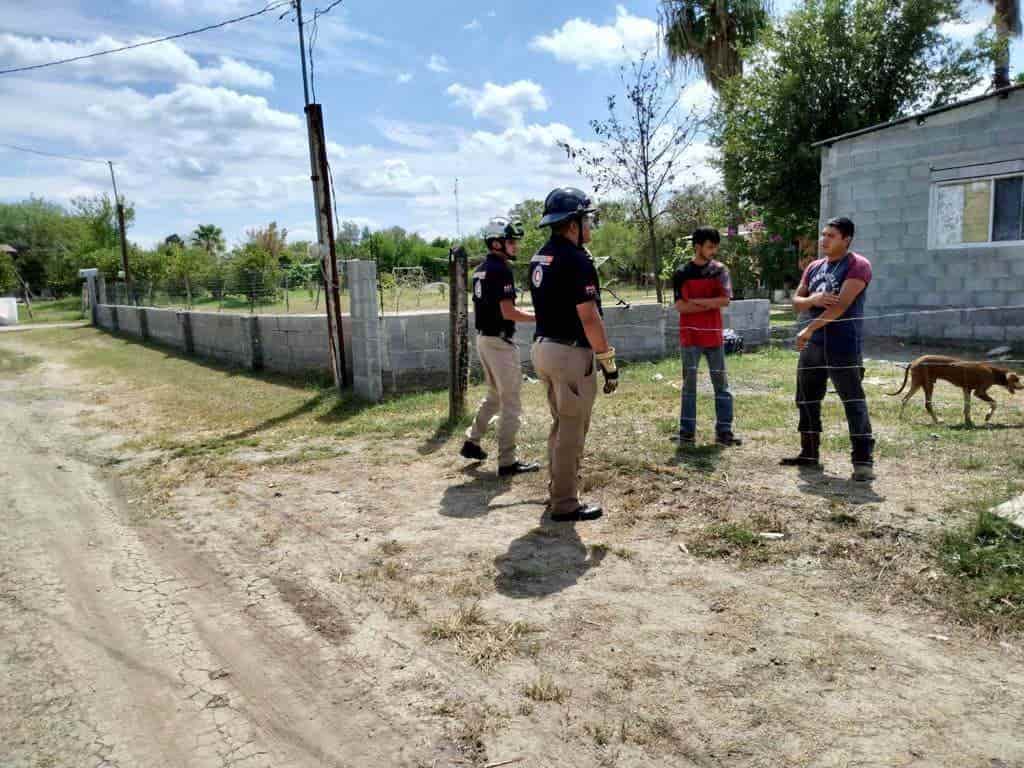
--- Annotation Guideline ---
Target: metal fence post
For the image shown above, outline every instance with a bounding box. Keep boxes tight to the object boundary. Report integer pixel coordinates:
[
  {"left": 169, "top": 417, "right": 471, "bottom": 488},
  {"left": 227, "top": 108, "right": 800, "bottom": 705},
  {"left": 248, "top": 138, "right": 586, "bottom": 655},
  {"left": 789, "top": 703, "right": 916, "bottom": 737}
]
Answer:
[{"left": 448, "top": 246, "right": 469, "bottom": 422}]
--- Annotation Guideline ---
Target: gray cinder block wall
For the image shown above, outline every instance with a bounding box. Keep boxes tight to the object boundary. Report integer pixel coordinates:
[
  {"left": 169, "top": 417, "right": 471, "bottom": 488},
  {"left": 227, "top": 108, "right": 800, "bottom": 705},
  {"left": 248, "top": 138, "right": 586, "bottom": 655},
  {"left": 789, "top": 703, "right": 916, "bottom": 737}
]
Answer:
[
  {"left": 819, "top": 87, "right": 1024, "bottom": 343},
  {"left": 91, "top": 286, "right": 769, "bottom": 397}
]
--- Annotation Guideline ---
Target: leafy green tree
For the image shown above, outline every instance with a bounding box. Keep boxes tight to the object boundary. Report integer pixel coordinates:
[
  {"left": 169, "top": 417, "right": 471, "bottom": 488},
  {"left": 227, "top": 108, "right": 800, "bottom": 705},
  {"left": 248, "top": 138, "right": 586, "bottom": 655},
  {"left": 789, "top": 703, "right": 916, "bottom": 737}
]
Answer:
[
  {"left": 0, "top": 252, "right": 18, "bottom": 293},
  {"left": 717, "top": 0, "right": 990, "bottom": 226},
  {"left": 227, "top": 243, "right": 280, "bottom": 308},
  {"left": 190, "top": 224, "right": 225, "bottom": 258},
  {"left": 166, "top": 246, "right": 214, "bottom": 308},
  {"left": 660, "top": 0, "right": 774, "bottom": 91},
  {"left": 987, "top": 0, "right": 1021, "bottom": 87},
  {"left": 563, "top": 51, "right": 707, "bottom": 303}
]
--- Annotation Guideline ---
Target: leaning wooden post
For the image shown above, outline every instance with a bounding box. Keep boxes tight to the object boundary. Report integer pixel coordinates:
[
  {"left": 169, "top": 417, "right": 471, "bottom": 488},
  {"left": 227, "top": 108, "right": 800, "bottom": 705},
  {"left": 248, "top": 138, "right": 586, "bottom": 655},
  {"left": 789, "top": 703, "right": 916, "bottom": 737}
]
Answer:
[{"left": 448, "top": 245, "right": 469, "bottom": 422}]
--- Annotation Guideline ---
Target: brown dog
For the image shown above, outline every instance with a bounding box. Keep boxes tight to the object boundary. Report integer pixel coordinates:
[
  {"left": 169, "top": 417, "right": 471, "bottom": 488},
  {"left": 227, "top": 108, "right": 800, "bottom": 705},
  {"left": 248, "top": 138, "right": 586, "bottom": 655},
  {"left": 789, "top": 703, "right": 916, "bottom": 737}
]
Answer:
[{"left": 888, "top": 355, "right": 1022, "bottom": 426}]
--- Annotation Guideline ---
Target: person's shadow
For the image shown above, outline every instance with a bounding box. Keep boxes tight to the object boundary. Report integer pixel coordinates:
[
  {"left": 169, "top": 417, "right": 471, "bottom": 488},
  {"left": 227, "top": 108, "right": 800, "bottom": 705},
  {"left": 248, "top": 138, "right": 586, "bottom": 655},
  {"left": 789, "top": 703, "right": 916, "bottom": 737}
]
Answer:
[
  {"left": 795, "top": 466, "right": 886, "bottom": 504},
  {"left": 494, "top": 514, "right": 607, "bottom": 599},
  {"left": 439, "top": 465, "right": 546, "bottom": 519}
]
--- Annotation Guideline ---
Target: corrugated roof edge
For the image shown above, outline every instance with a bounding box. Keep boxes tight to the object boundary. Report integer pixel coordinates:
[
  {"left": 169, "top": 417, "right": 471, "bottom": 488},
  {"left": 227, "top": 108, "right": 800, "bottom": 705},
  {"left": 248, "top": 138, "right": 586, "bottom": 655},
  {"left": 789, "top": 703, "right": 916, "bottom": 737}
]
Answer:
[{"left": 811, "top": 84, "right": 1024, "bottom": 148}]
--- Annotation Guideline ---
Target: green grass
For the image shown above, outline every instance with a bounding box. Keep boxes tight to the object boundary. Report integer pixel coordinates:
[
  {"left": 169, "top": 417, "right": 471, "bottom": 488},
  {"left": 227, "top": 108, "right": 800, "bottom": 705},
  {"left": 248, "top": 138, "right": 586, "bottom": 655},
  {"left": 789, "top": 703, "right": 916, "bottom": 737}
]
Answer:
[
  {"left": 940, "top": 491, "right": 1024, "bottom": 632},
  {"left": 20, "top": 297, "right": 85, "bottom": 325},
  {"left": 4, "top": 327, "right": 1023, "bottom": 520},
  {"left": 0, "top": 346, "right": 41, "bottom": 374}
]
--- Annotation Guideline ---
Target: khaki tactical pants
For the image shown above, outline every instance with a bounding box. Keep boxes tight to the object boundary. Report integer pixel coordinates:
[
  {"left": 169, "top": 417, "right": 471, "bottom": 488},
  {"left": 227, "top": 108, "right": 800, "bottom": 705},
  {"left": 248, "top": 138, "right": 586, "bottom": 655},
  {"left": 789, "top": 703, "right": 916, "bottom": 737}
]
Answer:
[
  {"left": 466, "top": 335, "right": 523, "bottom": 467},
  {"left": 531, "top": 340, "right": 598, "bottom": 514}
]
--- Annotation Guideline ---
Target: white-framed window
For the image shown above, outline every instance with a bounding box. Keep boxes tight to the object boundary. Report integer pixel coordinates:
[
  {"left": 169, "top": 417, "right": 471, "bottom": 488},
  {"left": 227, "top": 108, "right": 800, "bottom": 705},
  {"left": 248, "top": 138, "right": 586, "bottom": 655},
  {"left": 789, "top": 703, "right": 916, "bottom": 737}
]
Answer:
[{"left": 929, "top": 173, "right": 1024, "bottom": 249}]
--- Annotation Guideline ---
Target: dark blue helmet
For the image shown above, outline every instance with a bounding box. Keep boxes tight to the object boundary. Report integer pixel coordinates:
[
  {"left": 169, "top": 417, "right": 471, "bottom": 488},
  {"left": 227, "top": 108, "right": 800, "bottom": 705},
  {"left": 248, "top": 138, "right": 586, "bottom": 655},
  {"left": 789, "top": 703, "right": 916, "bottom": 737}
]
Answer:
[{"left": 538, "top": 187, "right": 596, "bottom": 228}]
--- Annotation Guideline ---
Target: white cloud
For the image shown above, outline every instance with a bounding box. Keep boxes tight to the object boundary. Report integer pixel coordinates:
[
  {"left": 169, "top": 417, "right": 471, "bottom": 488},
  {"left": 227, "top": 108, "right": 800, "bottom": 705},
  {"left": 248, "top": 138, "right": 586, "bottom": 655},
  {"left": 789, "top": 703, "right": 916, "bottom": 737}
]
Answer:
[
  {"left": 375, "top": 120, "right": 460, "bottom": 150},
  {"left": 427, "top": 54, "right": 450, "bottom": 73},
  {"left": 396, "top": 72, "right": 414, "bottom": 84},
  {"left": 530, "top": 5, "right": 659, "bottom": 70},
  {"left": 200, "top": 56, "right": 274, "bottom": 89},
  {"left": 0, "top": 33, "right": 274, "bottom": 89},
  {"left": 464, "top": 19, "right": 481, "bottom": 30},
  {"left": 334, "top": 159, "right": 440, "bottom": 198},
  {"left": 446, "top": 80, "right": 548, "bottom": 126}
]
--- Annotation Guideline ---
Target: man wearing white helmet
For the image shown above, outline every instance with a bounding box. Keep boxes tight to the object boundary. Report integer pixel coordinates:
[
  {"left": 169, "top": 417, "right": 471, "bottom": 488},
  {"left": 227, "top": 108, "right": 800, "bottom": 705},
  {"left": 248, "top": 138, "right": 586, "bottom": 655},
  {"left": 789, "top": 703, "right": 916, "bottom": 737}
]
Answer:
[{"left": 459, "top": 217, "right": 540, "bottom": 477}]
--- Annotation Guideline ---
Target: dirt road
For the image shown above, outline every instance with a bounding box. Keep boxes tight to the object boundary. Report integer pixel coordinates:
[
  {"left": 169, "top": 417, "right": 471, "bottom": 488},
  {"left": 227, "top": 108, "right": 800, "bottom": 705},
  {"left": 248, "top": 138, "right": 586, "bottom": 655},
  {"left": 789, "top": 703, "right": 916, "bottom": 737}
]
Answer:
[
  {"left": 0, "top": 373, "right": 440, "bottom": 767},
  {"left": 3, "top": 332, "right": 1024, "bottom": 767}
]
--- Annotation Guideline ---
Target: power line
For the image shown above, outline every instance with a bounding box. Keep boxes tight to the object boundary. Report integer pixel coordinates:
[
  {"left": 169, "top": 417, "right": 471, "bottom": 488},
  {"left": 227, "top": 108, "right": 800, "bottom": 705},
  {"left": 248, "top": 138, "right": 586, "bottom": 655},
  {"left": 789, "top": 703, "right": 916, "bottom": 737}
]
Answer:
[
  {"left": 0, "top": 141, "right": 111, "bottom": 166},
  {"left": 307, "top": 1, "right": 345, "bottom": 105},
  {"left": 0, "top": 0, "right": 294, "bottom": 76}
]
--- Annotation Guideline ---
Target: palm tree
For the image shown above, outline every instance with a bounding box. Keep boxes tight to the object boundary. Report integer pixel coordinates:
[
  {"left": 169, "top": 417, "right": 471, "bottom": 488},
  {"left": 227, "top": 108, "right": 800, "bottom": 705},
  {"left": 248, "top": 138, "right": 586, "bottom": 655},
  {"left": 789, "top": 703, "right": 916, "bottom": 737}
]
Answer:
[
  {"left": 659, "top": 0, "right": 773, "bottom": 93},
  {"left": 190, "top": 224, "right": 225, "bottom": 258},
  {"left": 988, "top": 0, "right": 1021, "bottom": 88}
]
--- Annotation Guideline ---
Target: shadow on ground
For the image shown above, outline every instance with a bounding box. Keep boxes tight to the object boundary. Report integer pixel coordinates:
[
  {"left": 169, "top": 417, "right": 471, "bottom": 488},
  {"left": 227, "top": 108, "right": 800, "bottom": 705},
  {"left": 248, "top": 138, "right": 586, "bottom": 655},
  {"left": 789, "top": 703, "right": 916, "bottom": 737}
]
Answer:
[
  {"left": 439, "top": 465, "right": 546, "bottom": 519},
  {"left": 494, "top": 514, "right": 607, "bottom": 599},
  {"left": 796, "top": 466, "right": 885, "bottom": 504}
]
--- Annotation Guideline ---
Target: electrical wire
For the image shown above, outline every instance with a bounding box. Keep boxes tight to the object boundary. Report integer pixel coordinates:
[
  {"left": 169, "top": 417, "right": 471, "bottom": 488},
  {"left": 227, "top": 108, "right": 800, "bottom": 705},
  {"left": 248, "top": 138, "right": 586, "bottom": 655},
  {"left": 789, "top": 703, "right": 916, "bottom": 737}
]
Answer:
[
  {"left": 0, "top": 141, "right": 111, "bottom": 166},
  {"left": 306, "top": 1, "right": 344, "bottom": 104},
  {"left": 0, "top": 0, "right": 294, "bottom": 76}
]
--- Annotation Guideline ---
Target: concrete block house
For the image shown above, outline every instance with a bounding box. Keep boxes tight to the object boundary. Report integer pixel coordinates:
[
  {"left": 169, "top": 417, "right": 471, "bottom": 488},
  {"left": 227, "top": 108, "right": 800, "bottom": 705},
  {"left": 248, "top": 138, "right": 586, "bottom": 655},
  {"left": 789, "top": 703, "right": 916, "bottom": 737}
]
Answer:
[{"left": 815, "top": 85, "right": 1024, "bottom": 343}]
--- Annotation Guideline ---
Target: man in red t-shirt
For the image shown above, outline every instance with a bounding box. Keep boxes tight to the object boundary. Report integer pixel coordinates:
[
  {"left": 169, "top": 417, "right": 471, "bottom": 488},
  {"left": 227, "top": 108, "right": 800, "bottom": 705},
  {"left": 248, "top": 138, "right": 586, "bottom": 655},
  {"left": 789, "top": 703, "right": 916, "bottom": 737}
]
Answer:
[{"left": 671, "top": 227, "right": 740, "bottom": 446}]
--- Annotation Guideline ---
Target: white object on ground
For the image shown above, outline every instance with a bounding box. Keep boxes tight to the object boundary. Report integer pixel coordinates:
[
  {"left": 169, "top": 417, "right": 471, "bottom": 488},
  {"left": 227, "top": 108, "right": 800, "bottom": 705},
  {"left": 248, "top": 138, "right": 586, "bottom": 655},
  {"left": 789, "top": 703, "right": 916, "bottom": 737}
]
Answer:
[
  {"left": 993, "top": 494, "right": 1024, "bottom": 530},
  {"left": 0, "top": 297, "right": 18, "bottom": 326}
]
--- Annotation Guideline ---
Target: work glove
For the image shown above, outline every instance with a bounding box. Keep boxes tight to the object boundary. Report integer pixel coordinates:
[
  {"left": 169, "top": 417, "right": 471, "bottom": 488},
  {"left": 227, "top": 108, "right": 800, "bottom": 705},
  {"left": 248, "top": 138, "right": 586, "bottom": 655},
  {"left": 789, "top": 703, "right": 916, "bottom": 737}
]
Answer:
[{"left": 596, "top": 347, "right": 619, "bottom": 395}]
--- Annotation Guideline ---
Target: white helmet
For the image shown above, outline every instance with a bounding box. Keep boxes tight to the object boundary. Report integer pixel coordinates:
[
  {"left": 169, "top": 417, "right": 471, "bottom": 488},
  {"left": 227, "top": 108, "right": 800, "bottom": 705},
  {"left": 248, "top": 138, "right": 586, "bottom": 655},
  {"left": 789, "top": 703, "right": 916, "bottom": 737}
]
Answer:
[{"left": 482, "top": 216, "right": 524, "bottom": 244}]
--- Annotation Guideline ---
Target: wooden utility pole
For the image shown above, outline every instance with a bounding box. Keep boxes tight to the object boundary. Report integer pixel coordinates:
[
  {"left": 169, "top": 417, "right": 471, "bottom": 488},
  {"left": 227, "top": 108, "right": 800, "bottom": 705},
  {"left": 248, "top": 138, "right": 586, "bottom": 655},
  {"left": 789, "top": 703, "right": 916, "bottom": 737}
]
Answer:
[
  {"left": 294, "top": 0, "right": 348, "bottom": 388},
  {"left": 448, "top": 245, "right": 469, "bottom": 422},
  {"left": 108, "top": 161, "right": 133, "bottom": 305}
]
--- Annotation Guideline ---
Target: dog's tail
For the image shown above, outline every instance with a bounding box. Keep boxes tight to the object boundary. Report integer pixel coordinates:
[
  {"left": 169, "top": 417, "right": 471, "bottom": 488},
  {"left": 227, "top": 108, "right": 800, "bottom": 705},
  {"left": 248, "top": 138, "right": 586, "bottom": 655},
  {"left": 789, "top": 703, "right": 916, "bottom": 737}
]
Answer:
[{"left": 887, "top": 363, "right": 912, "bottom": 396}]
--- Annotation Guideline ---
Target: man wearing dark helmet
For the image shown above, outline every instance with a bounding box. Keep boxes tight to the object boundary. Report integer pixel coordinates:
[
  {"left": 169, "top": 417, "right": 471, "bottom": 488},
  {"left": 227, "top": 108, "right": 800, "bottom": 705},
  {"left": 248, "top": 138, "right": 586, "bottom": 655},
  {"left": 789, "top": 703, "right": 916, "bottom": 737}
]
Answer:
[
  {"left": 528, "top": 187, "right": 619, "bottom": 522},
  {"left": 460, "top": 216, "right": 540, "bottom": 477}
]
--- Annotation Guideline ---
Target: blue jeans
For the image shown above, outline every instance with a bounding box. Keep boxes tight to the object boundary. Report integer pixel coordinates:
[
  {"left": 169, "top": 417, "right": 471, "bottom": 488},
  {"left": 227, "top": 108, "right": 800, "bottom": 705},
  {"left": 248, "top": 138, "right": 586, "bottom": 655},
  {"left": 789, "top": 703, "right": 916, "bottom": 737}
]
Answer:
[{"left": 680, "top": 345, "right": 734, "bottom": 438}]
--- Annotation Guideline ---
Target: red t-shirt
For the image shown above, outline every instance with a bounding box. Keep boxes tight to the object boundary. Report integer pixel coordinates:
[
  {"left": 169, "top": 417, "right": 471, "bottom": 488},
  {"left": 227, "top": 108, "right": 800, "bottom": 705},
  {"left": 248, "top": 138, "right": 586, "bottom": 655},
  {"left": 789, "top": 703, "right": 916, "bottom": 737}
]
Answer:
[{"left": 672, "top": 259, "right": 733, "bottom": 348}]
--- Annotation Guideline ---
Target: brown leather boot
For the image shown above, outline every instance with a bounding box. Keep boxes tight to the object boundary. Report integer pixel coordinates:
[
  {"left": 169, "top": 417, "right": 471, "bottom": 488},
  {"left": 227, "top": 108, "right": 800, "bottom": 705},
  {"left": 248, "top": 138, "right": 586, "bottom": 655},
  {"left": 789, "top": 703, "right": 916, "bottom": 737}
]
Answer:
[{"left": 780, "top": 433, "right": 822, "bottom": 468}]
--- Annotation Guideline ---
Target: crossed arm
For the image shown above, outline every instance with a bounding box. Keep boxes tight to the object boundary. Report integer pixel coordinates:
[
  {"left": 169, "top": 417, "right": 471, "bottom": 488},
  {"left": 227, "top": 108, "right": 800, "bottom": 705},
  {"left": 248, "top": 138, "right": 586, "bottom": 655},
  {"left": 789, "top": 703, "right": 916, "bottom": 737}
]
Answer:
[
  {"left": 793, "top": 279, "right": 866, "bottom": 350},
  {"left": 674, "top": 295, "right": 731, "bottom": 314}
]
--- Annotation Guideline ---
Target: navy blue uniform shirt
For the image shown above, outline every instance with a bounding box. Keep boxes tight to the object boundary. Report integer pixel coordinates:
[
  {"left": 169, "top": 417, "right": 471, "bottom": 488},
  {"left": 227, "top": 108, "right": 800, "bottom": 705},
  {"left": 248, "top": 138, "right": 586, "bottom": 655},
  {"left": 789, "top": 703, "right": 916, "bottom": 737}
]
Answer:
[
  {"left": 473, "top": 253, "right": 517, "bottom": 338},
  {"left": 529, "top": 235, "right": 602, "bottom": 348}
]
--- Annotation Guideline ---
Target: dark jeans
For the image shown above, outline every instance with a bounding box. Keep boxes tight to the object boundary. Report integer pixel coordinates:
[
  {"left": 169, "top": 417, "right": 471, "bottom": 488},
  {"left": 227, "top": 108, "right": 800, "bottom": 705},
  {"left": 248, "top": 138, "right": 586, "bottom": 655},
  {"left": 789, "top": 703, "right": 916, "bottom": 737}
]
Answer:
[
  {"left": 796, "top": 342, "right": 874, "bottom": 466},
  {"left": 680, "top": 345, "right": 734, "bottom": 438}
]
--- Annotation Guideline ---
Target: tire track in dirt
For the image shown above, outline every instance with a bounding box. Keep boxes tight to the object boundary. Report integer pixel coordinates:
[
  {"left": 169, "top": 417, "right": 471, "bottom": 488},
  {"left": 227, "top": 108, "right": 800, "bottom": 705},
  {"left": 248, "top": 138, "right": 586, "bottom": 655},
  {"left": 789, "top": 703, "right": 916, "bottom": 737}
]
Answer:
[{"left": 0, "top": 382, "right": 435, "bottom": 767}]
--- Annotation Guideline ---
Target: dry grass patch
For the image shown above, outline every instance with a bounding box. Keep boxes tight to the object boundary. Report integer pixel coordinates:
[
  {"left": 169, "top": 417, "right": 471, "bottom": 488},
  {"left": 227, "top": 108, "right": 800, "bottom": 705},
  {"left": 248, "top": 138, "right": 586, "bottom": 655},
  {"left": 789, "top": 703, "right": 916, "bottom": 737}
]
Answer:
[
  {"left": 523, "top": 674, "right": 570, "bottom": 704},
  {"left": 427, "top": 604, "right": 540, "bottom": 668}
]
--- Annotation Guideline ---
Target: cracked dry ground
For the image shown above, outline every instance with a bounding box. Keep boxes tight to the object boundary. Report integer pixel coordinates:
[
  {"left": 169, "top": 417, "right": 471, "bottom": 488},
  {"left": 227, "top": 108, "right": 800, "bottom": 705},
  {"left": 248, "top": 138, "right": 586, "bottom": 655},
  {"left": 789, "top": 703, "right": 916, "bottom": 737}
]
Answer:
[{"left": 2, "top": 334, "right": 1024, "bottom": 768}]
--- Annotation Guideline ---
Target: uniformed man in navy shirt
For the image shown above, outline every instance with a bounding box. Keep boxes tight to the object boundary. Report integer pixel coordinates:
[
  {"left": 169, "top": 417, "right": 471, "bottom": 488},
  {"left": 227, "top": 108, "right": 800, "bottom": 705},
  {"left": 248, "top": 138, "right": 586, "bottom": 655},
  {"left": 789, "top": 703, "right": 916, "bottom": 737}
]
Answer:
[
  {"left": 460, "top": 217, "right": 540, "bottom": 477},
  {"left": 529, "top": 188, "right": 618, "bottom": 522}
]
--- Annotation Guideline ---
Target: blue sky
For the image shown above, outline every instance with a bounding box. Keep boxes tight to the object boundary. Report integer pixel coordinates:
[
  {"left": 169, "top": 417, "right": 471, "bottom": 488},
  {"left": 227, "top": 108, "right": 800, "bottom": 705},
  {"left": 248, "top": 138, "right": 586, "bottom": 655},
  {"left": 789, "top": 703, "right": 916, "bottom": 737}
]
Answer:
[{"left": 0, "top": 0, "right": 1017, "bottom": 248}]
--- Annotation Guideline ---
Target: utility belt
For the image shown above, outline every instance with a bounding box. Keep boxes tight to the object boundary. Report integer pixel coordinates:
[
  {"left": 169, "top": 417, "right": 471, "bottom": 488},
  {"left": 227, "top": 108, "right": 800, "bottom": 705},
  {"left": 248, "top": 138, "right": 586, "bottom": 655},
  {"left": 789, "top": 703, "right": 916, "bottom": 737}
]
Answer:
[
  {"left": 477, "top": 331, "right": 515, "bottom": 345},
  {"left": 535, "top": 336, "right": 590, "bottom": 349}
]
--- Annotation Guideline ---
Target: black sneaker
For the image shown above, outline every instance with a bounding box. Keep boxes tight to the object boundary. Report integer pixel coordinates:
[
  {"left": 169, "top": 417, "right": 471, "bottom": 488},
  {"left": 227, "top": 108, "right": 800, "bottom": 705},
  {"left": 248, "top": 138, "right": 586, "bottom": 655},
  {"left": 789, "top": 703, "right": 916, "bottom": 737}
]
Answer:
[
  {"left": 670, "top": 434, "right": 696, "bottom": 445},
  {"left": 716, "top": 433, "right": 743, "bottom": 447},
  {"left": 498, "top": 461, "right": 540, "bottom": 477},
  {"left": 551, "top": 504, "right": 604, "bottom": 522},
  {"left": 459, "top": 441, "right": 487, "bottom": 461}
]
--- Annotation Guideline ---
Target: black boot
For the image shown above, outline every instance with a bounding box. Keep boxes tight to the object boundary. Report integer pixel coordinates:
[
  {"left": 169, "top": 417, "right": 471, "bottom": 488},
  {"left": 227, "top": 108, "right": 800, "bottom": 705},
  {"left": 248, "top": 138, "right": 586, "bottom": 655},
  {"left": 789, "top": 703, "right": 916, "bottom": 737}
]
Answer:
[
  {"left": 459, "top": 441, "right": 487, "bottom": 461},
  {"left": 780, "top": 433, "right": 821, "bottom": 468},
  {"left": 851, "top": 438, "right": 875, "bottom": 482}
]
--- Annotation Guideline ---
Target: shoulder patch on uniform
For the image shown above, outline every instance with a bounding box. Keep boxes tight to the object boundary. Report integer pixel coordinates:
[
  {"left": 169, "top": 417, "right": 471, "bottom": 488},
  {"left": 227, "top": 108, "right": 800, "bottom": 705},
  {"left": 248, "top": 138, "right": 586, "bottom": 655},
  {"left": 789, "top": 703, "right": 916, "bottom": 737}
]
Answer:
[
  {"left": 584, "top": 285, "right": 597, "bottom": 296},
  {"left": 531, "top": 265, "right": 544, "bottom": 287}
]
